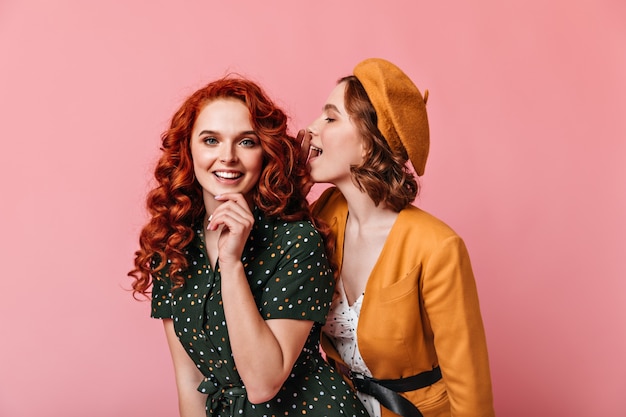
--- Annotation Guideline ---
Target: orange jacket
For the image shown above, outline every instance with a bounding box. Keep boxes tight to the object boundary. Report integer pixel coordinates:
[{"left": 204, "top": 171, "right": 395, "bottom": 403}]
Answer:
[{"left": 313, "top": 188, "right": 495, "bottom": 417}]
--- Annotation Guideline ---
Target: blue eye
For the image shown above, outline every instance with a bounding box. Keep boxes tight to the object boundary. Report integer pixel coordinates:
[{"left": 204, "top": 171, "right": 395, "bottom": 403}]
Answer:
[
  {"left": 203, "top": 136, "right": 218, "bottom": 145},
  {"left": 240, "top": 138, "right": 257, "bottom": 147}
]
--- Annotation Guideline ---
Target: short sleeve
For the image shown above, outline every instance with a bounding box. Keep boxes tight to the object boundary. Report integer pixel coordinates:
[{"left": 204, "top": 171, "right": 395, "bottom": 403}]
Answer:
[
  {"left": 257, "top": 221, "right": 334, "bottom": 323},
  {"left": 151, "top": 272, "right": 174, "bottom": 319}
]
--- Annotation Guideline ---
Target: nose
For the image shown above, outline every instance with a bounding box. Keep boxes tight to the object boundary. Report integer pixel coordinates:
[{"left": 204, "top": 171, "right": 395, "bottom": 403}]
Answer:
[
  {"left": 219, "top": 143, "right": 238, "bottom": 163},
  {"left": 307, "top": 119, "right": 320, "bottom": 136}
]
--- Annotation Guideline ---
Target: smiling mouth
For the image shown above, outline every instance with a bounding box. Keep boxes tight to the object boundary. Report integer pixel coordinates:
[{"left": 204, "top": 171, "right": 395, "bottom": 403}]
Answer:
[
  {"left": 309, "top": 145, "right": 323, "bottom": 158},
  {"left": 214, "top": 171, "right": 243, "bottom": 180}
]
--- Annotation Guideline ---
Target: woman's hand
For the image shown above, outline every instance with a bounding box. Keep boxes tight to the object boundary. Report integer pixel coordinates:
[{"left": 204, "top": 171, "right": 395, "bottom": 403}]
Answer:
[
  {"left": 207, "top": 193, "right": 254, "bottom": 266},
  {"left": 296, "top": 129, "right": 315, "bottom": 196},
  {"left": 210, "top": 192, "right": 315, "bottom": 403},
  {"left": 297, "top": 129, "right": 312, "bottom": 165}
]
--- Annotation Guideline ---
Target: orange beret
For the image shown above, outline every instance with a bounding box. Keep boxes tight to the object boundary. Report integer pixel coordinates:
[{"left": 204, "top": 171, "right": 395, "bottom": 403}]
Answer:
[{"left": 353, "top": 58, "right": 430, "bottom": 176}]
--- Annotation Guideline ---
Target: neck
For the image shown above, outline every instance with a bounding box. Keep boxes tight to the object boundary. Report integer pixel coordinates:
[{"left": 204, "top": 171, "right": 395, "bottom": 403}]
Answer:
[{"left": 337, "top": 183, "right": 396, "bottom": 227}]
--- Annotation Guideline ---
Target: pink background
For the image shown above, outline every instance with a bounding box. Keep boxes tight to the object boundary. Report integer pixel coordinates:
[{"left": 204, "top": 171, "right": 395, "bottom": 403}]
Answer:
[{"left": 1, "top": 1, "right": 624, "bottom": 416}]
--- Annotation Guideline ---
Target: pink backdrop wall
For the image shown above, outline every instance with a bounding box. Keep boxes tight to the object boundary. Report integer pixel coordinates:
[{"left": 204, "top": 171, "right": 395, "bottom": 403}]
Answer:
[{"left": 1, "top": 1, "right": 624, "bottom": 416}]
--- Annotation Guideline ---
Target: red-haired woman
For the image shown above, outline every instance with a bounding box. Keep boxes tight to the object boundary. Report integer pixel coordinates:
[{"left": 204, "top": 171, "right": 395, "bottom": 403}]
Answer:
[{"left": 129, "top": 76, "right": 367, "bottom": 417}]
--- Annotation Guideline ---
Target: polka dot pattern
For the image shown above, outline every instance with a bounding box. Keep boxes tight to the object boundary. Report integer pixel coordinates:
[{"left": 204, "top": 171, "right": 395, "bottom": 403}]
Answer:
[
  {"left": 151, "top": 210, "right": 367, "bottom": 416},
  {"left": 322, "top": 280, "right": 382, "bottom": 417}
]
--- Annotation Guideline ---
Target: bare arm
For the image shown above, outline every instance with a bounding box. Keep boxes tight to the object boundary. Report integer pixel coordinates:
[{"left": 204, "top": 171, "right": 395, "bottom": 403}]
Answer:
[
  {"left": 220, "top": 261, "right": 314, "bottom": 403},
  {"left": 208, "top": 194, "right": 315, "bottom": 404},
  {"left": 163, "top": 319, "right": 208, "bottom": 417}
]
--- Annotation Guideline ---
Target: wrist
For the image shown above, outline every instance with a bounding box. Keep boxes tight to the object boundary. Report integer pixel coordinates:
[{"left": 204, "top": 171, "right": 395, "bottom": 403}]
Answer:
[{"left": 218, "top": 259, "right": 244, "bottom": 274}]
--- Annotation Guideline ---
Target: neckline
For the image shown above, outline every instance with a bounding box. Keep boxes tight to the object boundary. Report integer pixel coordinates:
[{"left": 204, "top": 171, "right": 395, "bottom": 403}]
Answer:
[
  {"left": 337, "top": 208, "right": 401, "bottom": 305},
  {"left": 339, "top": 277, "right": 364, "bottom": 308}
]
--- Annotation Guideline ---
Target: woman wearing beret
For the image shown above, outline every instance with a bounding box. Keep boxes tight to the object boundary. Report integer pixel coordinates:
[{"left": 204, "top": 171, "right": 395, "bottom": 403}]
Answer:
[{"left": 301, "top": 58, "right": 495, "bottom": 417}]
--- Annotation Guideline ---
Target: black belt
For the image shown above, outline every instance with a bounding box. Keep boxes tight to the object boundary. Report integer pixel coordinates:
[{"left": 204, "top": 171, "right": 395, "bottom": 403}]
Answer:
[{"left": 335, "top": 362, "right": 442, "bottom": 417}]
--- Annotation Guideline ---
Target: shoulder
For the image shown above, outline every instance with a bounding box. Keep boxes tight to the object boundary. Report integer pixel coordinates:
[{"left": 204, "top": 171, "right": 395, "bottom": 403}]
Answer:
[
  {"left": 311, "top": 187, "right": 347, "bottom": 222},
  {"left": 261, "top": 214, "right": 319, "bottom": 234},
  {"left": 394, "top": 205, "right": 465, "bottom": 248},
  {"left": 255, "top": 214, "right": 322, "bottom": 246},
  {"left": 400, "top": 205, "right": 458, "bottom": 233},
  {"left": 280, "top": 219, "right": 321, "bottom": 243}
]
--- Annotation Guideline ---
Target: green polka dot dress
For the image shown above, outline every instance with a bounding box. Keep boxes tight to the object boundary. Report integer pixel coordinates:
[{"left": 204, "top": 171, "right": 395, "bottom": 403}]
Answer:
[{"left": 151, "top": 210, "right": 367, "bottom": 417}]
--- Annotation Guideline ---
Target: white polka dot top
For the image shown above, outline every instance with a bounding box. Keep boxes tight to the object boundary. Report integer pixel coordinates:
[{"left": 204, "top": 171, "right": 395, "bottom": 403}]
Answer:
[{"left": 322, "top": 279, "right": 382, "bottom": 417}]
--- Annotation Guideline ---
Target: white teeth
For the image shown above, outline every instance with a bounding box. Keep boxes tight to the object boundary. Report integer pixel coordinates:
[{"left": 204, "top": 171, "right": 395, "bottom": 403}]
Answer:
[
  {"left": 214, "top": 171, "right": 242, "bottom": 179},
  {"left": 310, "top": 145, "right": 323, "bottom": 156}
]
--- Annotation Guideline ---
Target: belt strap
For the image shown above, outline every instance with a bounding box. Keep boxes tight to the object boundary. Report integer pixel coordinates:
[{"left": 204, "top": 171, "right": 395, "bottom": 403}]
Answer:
[{"left": 336, "top": 363, "right": 442, "bottom": 417}]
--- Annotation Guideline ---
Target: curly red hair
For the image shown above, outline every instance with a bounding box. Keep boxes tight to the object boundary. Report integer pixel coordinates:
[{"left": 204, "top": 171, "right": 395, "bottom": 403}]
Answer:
[{"left": 129, "top": 76, "right": 333, "bottom": 297}]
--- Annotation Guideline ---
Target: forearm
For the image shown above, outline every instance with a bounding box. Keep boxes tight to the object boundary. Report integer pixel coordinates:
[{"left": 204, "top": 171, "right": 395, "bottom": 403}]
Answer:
[
  {"left": 424, "top": 237, "right": 494, "bottom": 416},
  {"left": 176, "top": 387, "right": 208, "bottom": 417},
  {"left": 219, "top": 261, "right": 310, "bottom": 403},
  {"left": 163, "top": 319, "right": 208, "bottom": 417}
]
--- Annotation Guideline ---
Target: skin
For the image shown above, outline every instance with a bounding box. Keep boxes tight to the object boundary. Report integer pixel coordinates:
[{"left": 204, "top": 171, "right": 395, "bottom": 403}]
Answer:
[
  {"left": 306, "top": 81, "right": 495, "bottom": 416},
  {"left": 190, "top": 98, "right": 264, "bottom": 220},
  {"left": 307, "top": 82, "right": 399, "bottom": 305},
  {"left": 306, "top": 83, "right": 364, "bottom": 189},
  {"left": 165, "top": 98, "right": 315, "bottom": 416}
]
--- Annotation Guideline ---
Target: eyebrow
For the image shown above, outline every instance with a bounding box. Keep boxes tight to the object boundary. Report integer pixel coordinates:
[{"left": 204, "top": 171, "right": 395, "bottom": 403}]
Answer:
[
  {"left": 323, "top": 104, "right": 340, "bottom": 113},
  {"left": 197, "top": 130, "right": 258, "bottom": 137}
]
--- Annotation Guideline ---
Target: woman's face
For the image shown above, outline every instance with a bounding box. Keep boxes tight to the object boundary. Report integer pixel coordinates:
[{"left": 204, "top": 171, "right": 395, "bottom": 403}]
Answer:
[
  {"left": 190, "top": 98, "right": 263, "bottom": 205},
  {"left": 307, "top": 82, "right": 364, "bottom": 186}
]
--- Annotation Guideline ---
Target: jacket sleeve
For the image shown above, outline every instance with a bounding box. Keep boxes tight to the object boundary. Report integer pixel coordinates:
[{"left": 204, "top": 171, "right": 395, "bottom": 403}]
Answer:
[{"left": 422, "top": 235, "right": 495, "bottom": 417}]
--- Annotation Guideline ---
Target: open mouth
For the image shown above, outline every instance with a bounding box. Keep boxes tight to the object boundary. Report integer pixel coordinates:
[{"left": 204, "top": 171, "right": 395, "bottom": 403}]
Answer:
[
  {"left": 309, "top": 145, "right": 323, "bottom": 158},
  {"left": 214, "top": 171, "right": 243, "bottom": 180}
]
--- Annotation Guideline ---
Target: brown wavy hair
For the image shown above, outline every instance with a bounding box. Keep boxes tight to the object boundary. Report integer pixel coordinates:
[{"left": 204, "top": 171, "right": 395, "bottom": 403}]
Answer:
[
  {"left": 129, "top": 75, "right": 334, "bottom": 297},
  {"left": 340, "top": 75, "right": 419, "bottom": 211}
]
